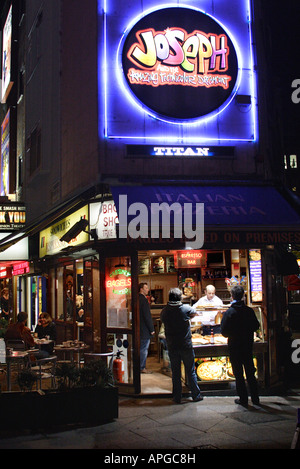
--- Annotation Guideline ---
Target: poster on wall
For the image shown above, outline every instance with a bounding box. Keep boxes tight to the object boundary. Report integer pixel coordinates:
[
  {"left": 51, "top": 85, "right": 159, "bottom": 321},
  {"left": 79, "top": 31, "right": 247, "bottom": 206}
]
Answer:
[
  {"left": 1, "top": 110, "right": 10, "bottom": 196},
  {"left": 1, "top": 5, "right": 13, "bottom": 104},
  {"left": 100, "top": 0, "right": 257, "bottom": 143}
]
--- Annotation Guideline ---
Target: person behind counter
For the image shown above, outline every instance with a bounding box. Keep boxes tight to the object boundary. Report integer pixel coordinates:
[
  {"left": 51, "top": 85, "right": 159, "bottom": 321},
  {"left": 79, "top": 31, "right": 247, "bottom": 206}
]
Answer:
[
  {"left": 34, "top": 312, "right": 57, "bottom": 357},
  {"left": 193, "top": 285, "right": 223, "bottom": 308},
  {"left": 161, "top": 288, "right": 203, "bottom": 404},
  {"left": 220, "top": 285, "right": 260, "bottom": 409},
  {"left": 139, "top": 282, "right": 155, "bottom": 374}
]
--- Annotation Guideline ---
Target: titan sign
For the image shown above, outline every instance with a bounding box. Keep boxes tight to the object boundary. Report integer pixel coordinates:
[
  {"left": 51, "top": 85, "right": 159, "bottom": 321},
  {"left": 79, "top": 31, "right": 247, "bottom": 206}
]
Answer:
[{"left": 122, "top": 7, "right": 239, "bottom": 121}]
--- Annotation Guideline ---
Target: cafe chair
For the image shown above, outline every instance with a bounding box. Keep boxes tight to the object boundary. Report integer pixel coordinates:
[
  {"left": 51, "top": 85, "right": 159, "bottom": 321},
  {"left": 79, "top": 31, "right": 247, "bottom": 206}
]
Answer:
[
  {"left": 5, "top": 339, "right": 26, "bottom": 351},
  {"left": 30, "top": 356, "right": 57, "bottom": 390}
]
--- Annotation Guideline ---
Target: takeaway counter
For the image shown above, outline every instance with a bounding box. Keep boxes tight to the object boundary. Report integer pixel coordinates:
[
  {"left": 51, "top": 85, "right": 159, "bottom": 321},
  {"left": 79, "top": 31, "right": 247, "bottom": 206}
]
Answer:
[{"left": 190, "top": 305, "right": 268, "bottom": 384}]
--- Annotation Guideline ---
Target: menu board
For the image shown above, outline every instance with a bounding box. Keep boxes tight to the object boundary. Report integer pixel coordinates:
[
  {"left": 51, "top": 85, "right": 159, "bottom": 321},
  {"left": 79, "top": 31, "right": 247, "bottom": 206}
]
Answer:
[{"left": 249, "top": 249, "right": 262, "bottom": 302}]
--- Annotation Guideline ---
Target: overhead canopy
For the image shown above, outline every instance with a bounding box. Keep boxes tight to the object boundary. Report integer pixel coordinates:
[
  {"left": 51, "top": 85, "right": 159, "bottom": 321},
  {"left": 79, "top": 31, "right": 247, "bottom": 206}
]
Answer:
[{"left": 110, "top": 184, "right": 300, "bottom": 248}]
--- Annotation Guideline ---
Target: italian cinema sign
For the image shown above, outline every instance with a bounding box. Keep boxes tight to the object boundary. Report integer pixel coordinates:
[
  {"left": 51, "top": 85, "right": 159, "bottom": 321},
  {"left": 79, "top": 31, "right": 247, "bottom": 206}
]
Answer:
[
  {"left": 122, "top": 6, "right": 239, "bottom": 120},
  {"left": 102, "top": 0, "right": 256, "bottom": 142}
]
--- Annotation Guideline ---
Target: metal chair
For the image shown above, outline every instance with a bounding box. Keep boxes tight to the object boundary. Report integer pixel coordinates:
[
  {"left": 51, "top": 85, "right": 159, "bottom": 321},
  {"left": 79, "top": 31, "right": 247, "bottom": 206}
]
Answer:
[
  {"left": 5, "top": 339, "right": 26, "bottom": 351},
  {"left": 84, "top": 352, "right": 114, "bottom": 372},
  {"left": 30, "top": 356, "right": 57, "bottom": 389}
]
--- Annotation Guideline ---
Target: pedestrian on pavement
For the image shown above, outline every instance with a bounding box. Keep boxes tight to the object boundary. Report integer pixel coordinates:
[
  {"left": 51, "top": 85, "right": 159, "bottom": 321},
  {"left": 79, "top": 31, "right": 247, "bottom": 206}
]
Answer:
[
  {"left": 139, "top": 282, "right": 155, "bottom": 374},
  {"left": 220, "top": 285, "right": 260, "bottom": 408},
  {"left": 161, "top": 287, "right": 202, "bottom": 404}
]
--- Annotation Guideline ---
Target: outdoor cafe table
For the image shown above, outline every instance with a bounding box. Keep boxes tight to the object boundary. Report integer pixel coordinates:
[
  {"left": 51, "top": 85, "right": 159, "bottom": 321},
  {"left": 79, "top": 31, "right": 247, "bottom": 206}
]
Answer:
[
  {"left": 34, "top": 338, "right": 54, "bottom": 351},
  {"left": 54, "top": 343, "right": 89, "bottom": 365}
]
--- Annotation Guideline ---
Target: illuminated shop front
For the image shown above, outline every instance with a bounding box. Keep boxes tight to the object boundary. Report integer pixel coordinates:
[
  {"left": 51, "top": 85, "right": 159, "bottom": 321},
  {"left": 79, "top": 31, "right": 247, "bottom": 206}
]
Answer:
[
  {"left": 8, "top": 0, "right": 298, "bottom": 396},
  {"left": 33, "top": 186, "right": 299, "bottom": 396}
]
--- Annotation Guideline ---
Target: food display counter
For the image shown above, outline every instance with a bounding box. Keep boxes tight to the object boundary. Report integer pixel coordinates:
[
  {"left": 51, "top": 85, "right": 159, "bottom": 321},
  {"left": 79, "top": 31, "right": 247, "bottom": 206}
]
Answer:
[{"left": 190, "top": 305, "right": 268, "bottom": 384}]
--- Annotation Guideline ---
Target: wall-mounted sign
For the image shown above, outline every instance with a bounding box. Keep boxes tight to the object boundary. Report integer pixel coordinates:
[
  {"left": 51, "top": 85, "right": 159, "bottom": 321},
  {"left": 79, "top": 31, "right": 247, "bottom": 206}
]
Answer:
[
  {"left": 0, "top": 267, "right": 12, "bottom": 279},
  {"left": 122, "top": 7, "right": 239, "bottom": 121},
  {"left": 0, "top": 202, "right": 26, "bottom": 230},
  {"left": 126, "top": 145, "right": 235, "bottom": 159},
  {"left": 175, "top": 250, "right": 206, "bottom": 268},
  {"left": 12, "top": 262, "right": 30, "bottom": 276},
  {"left": 1, "top": 110, "right": 10, "bottom": 196},
  {"left": 39, "top": 206, "right": 89, "bottom": 257},
  {"left": 249, "top": 249, "right": 262, "bottom": 302},
  {"left": 89, "top": 200, "right": 118, "bottom": 240},
  {"left": 102, "top": 0, "right": 257, "bottom": 143},
  {"left": 1, "top": 5, "right": 13, "bottom": 103}
]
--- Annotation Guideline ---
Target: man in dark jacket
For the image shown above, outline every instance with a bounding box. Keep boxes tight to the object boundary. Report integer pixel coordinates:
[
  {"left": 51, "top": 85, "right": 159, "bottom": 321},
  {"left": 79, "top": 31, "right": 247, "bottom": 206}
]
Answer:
[
  {"left": 221, "top": 285, "right": 260, "bottom": 408},
  {"left": 139, "top": 283, "right": 155, "bottom": 373},
  {"left": 161, "top": 288, "right": 202, "bottom": 404}
]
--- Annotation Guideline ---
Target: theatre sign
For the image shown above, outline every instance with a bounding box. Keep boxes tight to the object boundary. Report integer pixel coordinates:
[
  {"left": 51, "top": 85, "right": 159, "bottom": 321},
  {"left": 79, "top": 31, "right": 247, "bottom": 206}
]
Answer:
[
  {"left": 0, "top": 203, "right": 26, "bottom": 230},
  {"left": 122, "top": 6, "right": 239, "bottom": 121},
  {"left": 102, "top": 0, "right": 257, "bottom": 143}
]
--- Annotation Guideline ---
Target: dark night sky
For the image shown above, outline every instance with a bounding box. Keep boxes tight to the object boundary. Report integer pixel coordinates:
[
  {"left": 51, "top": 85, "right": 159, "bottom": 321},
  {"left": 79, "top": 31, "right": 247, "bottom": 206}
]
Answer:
[{"left": 265, "top": 0, "right": 300, "bottom": 150}]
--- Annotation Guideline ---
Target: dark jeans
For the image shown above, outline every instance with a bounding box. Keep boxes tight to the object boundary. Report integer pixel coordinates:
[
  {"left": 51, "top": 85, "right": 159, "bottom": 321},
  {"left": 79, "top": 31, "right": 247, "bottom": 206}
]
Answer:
[
  {"left": 229, "top": 347, "right": 259, "bottom": 405},
  {"left": 168, "top": 347, "right": 201, "bottom": 402},
  {"left": 140, "top": 338, "right": 150, "bottom": 370}
]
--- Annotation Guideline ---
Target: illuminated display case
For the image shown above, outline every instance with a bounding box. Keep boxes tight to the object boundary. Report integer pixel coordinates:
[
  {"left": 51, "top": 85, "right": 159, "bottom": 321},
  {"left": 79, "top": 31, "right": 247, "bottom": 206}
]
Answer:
[{"left": 190, "top": 305, "right": 267, "bottom": 383}]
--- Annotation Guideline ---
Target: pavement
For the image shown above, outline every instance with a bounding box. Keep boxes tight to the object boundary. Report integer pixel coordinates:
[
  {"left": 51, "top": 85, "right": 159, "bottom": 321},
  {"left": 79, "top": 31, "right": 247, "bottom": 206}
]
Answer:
[{"left": 0, "top": 389, "right": 299, "bottom": 451}]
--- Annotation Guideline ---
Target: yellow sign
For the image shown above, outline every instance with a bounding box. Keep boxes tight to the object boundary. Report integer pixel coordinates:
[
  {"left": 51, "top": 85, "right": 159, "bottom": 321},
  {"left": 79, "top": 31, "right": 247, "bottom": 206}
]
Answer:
[{"left": 39, "top": 206, "right": 89, "bottom": 257}]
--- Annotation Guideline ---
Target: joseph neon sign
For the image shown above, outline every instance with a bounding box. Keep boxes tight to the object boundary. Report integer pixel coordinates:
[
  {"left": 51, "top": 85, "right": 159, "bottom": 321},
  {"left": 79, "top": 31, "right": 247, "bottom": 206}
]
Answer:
[
  {"left": 128, "top": 28, "right": 231, "bottom": 89},
  {"left": 102, "top": 0, "right": 257, "bottom": 142},
  {"left": 121, "top": 6, "right": 238, "bottom": 121}
]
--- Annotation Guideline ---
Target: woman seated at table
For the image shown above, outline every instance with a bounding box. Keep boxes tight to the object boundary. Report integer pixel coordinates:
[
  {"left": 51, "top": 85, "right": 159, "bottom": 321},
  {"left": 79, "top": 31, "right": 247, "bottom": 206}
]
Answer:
[{"left": 34, "top": 312, "right": 57, "bottom": 357}]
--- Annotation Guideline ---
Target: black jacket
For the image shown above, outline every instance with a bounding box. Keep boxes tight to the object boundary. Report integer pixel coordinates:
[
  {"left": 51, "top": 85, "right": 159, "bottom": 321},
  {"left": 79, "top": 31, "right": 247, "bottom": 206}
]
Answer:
[
  {"left": 139, "top": 293, "right": 154, "bottom": 340},
  {"left": 220, "top": 300, "right": 260, "bottom": 351},
  {"left": 160, "top": 301, "right": 195, "bottom": 351}
]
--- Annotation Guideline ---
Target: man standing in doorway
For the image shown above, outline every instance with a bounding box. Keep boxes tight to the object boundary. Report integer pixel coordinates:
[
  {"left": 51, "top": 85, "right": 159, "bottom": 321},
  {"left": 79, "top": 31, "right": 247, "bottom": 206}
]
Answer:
[
  {"left": 161, "top": 288, "right": 202, "bottom": 404},
  {"left": 221, "top": 285, "right": 260, "bottom": 408},
  {"left": 139, "top": 283, "right": 155, "bottom": 374}
]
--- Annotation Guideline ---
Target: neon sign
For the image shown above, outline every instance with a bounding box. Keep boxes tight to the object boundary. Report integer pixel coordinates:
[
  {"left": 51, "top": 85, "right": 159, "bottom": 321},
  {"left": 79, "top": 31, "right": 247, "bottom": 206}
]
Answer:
[
  {"left": 122, "top": 7, "right": 238, "bottom": 121},
  {"left": 127, "top": 30, "right": 231, "bottom": 87},
  {"left": 101, "top": 0, "right": 257, "bottom": 142},
  {"left": 106, "top": 268, "right": 131, "bottom": 294},
  {"left": 175, "top": 250, "right": 206, "bottom": 268}
]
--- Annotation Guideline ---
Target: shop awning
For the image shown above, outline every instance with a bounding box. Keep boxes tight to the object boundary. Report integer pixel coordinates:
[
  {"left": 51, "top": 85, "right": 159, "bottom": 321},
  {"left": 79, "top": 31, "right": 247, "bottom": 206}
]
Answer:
[{"left": 110, "top": 184, "right": 300, "bottom": 248}]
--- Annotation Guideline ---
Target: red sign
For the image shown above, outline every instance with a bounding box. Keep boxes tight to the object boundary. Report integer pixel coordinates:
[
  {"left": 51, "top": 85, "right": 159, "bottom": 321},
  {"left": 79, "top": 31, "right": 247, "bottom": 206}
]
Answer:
[
  {"left": 175, "top": 251, "right": 206, "bottom": 268},
  {"left": 0, "top": 266, "right": 12, "bottom": 278},
  {"left": 12, "top": 262, "right": 30, "bottom": 276}
]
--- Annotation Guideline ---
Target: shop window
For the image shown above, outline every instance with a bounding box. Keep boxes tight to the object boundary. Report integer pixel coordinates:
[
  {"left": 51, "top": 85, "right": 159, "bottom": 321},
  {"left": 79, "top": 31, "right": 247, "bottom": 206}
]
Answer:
[
  {"left": 65, "top": 265, "right": 74, "bottom": 322},
  {"left": 106, "top": 257, "right": 132, "bottom": 329},
  {"left": 56, "top": 267, "right": 64, "bottom": 320},
  {"left": 49, "top": 268, "right": 56, "bottom": 320}
]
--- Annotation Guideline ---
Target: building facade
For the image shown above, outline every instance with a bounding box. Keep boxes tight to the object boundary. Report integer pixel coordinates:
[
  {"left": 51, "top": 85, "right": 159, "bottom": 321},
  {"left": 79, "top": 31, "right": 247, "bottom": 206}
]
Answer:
[{"left": 0, "top": 0, "right": 299, "bottom": 394}]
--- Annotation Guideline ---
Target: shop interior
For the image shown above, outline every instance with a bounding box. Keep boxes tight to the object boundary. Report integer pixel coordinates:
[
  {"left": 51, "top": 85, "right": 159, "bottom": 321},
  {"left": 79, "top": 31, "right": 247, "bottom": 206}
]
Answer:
[{"left": 138, "top": 248, "right": 266, "bottom": 395}]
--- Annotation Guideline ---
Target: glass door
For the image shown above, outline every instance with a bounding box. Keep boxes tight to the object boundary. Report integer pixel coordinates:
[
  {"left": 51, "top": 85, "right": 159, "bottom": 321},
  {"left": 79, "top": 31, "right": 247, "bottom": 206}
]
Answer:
[{"left": 105, "top": 254, "right": 139, "bottom": 392}]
